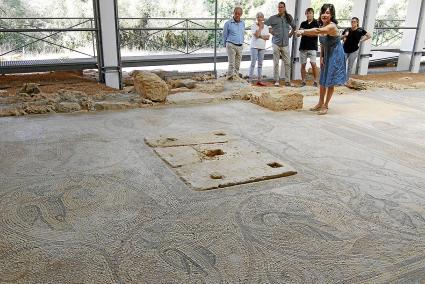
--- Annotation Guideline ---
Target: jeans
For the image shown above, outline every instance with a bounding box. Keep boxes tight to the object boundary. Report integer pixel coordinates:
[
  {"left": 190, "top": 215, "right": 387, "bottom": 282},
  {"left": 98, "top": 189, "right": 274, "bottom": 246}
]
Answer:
[
  {"left": 345, "top": 50, "right": 359, "bottom": 78},
  {"left": 249, "top": 48, "right": 265, "bottom": 80}
]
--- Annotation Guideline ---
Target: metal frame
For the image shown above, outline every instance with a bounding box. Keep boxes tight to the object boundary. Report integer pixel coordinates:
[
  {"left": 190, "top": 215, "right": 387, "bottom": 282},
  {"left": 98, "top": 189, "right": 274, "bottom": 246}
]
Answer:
[{"left": 0, "top": 18, "right": 97, "bottom": 57}]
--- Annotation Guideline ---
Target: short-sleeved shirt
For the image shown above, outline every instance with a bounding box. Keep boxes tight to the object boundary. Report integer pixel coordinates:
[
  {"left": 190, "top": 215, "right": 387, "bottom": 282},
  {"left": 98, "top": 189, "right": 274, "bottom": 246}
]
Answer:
[
  {"left": 264, "top": 13, "right": 295, "bottom": 47},
  {"left": 299, "top": 19, "right": 319, "bottom": 51},
  {"left": 250, "top": 23, "right": 270, "bottom": 50},
  {"left": 343, "top": 27, "right": 367, "bottom": 53}
]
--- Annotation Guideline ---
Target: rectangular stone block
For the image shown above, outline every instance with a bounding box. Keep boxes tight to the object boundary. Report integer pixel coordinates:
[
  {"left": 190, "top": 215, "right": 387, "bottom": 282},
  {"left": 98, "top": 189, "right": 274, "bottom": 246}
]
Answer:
[
  {"left": 146, "top": 131, "right": 297, "bottom": 190},
  {"left": 175, "top": 152, "right": 296, "bottom": 191}
]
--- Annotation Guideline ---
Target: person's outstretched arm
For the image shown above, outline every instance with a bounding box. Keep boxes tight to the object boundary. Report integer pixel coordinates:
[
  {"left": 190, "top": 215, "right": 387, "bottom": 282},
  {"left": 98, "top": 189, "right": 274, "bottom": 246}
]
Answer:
[
  {"left": 341, "top": 28, "right": 349, "bottom": 41},
  {"left": 296, "top": 23, "right": 338, "bottom": 37}
]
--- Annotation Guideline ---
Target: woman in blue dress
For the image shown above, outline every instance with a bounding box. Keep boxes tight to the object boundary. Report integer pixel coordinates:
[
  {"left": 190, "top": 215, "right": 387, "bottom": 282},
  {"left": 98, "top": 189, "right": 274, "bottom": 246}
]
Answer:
[{"left": 296, "top": 4, "right": 346, "bottom": 115}]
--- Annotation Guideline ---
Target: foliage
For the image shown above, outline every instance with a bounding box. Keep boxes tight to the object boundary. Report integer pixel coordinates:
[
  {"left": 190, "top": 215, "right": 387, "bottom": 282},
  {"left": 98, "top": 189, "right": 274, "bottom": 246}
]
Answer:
[{"left": 0, "top": 0, "right": 411, "bottom": 58}]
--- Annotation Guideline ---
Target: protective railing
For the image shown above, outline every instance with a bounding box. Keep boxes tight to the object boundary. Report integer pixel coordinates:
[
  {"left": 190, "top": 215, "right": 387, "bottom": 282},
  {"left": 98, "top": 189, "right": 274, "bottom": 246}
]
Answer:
[
  {"left": 0, "top": 17, "right": 423, "bottom": 70},
  {"left": 118, "top": 17, "right": 258, "bottom": 56},
  {"left": 0, "top": 17, "right": 97, "bottom": 60}
]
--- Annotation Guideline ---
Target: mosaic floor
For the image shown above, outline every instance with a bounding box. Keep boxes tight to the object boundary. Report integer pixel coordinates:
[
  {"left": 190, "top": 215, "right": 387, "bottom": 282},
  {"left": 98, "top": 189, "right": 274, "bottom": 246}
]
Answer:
[{"left": 1, "top": 90, "right": 425, "bottom": 283}]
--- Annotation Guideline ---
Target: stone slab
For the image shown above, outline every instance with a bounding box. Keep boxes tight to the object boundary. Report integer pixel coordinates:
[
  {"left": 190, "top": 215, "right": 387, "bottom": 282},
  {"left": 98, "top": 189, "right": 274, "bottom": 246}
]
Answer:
[
  {"left": 146, "top": 131, "right": 297, "bottom": 190},
  {"left": 175, "top": 153, "right": 296, "bottom": 190},
  {"left": 154, "top": 146, "right": 201, "bottom": 167}
]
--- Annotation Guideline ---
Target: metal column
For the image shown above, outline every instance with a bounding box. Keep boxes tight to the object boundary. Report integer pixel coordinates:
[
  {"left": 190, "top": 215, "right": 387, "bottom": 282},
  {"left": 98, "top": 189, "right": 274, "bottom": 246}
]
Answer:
[{"left": 93, "top": 0, "right": 122, "bottom": 89}]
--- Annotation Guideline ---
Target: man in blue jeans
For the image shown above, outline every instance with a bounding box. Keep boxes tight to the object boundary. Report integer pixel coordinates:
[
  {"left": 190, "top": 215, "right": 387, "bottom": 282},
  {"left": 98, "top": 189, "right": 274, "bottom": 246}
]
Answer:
[{"left": 223, "top": 7, "right": 245, "bottom": 80}]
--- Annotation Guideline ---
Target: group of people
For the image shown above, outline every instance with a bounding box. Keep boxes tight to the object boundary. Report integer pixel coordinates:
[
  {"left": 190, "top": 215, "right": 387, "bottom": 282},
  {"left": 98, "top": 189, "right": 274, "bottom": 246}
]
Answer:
[{"left": 223, "top": 2, "right": 371, "bottom": 115}]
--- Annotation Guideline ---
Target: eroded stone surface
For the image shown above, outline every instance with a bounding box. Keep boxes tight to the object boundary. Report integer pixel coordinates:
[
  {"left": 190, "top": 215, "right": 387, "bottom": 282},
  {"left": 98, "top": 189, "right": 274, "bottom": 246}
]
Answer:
[
  {"left": 132, "top": 71, "right": 169, "bottom": 102},
  {"left": 167, "top": 92, "right": 216, "bottom": 105},
  {"left": 145, "top": 130, "right": 232, "bottom": 147},
  {"left": 412, "top": 82, "right": 425, "bottom": 89},
  {"left": 346, "top": 78, "right": 368, "bottom": 90},
  {"left": 23, "top": 104, "right": 55, "bottom": 114},
  {"left": 176, "top": 153, "right": 296, "bottom": 190},
  {"left": 167, "top": 79, "right": 197, "bottom": 89},
  {"left": 56, "top": 102, "right": 81, "bottom": 113},
  {"left": 251, "top": 89, "right": 303, "bottom": 111},
  {"left": 154, "top": 146, "right": 201, "bottom": 167},
  {"left": 94, "top": 101, "right": 136, "bottom": 111},
  {"left": 147, "top": 132, "right": 297, "bottom": 190},
  {"left": 19, "top": 83, "right": 41, "bottom": 96}
]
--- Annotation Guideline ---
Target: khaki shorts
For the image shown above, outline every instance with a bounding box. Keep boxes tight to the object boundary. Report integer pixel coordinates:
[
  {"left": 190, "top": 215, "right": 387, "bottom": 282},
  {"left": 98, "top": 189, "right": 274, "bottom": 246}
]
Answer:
[{"left": 300, "top": 50, "right": 317, "bottom": 65}]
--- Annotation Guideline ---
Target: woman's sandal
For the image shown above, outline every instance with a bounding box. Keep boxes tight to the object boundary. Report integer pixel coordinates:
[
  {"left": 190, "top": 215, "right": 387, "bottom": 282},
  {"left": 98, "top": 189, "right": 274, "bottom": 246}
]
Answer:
[
  {"left": 309, "top": 104, "right": 323, "bottom": 111},
  {"left": 317, "top": 106, "right": 328, "bottom": 115}
]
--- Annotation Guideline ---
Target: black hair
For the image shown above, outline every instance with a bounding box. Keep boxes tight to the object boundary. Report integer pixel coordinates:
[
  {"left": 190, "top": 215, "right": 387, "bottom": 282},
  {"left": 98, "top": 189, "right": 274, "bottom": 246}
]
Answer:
[
  {"left": 305, "top": 7, "right": 314, "bottom": 14},
  {"left": 278, "top": 1, "right": 293, "bottom": 25},
  {"left": 352, "top": 17, "right": 360, "bottom": 27},
  {"left": 318, "top": 3, "right": 338, "bottom": 26}
]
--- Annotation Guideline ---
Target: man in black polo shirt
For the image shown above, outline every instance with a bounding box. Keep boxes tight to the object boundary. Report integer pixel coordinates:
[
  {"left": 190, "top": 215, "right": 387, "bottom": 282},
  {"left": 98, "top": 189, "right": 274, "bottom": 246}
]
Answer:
[
  {"left": 298, "top": 7, "right": 319, "bottom": 87},
  {"left": 342, "top": 17, "right": 371, "bottom": 78}
]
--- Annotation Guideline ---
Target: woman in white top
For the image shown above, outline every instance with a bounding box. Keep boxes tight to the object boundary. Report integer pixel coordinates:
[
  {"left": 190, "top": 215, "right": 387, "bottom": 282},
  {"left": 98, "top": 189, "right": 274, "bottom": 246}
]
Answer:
[{"left": 249, "top": 12, "right": 270, "bottom": 85}]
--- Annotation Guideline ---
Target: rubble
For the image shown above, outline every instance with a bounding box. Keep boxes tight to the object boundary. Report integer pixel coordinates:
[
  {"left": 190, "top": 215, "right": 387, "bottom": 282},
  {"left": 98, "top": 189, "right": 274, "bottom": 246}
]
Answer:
[{"left": 18, "top": 83, "right": 41, "bottom": 96}]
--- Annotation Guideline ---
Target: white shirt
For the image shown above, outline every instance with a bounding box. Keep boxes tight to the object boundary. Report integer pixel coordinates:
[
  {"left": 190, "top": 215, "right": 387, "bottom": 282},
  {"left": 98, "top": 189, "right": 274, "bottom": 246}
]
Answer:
[{"left": 250, "top": 23, "right": 270, "bottom": 50}]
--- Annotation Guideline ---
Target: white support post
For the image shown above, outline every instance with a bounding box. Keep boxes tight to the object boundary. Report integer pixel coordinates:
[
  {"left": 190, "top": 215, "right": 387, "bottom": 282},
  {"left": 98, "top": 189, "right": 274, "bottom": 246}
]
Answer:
[
  {"left": 410, "top": 0, "right": 425, "bottom": 73},
  {"left": 397, "top": 0, "right": 423, "bottom": 71},
  {"left": 291, "top": 0, "right": 311, "bottom": 80},
  {"left": 94, "top": 0, "right": 122, "bottom": 89},
  {"left": 352, "top": 0, "right": 378, "bottom": 75}
]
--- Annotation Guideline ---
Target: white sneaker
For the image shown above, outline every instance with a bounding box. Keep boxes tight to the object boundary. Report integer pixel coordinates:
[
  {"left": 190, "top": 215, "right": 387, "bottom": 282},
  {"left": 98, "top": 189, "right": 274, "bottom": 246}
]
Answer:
[{"left": 274, "top": 81, "right": 280, "bottom": 87}]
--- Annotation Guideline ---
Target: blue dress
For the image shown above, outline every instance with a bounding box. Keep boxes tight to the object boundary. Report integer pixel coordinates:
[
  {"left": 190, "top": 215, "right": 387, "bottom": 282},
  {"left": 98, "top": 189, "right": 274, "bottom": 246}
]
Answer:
[{"left": 319, "top": 35, "right": 347, "bottom": 87}]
